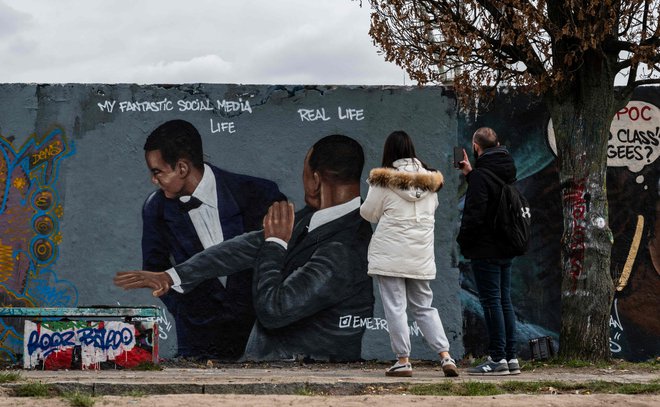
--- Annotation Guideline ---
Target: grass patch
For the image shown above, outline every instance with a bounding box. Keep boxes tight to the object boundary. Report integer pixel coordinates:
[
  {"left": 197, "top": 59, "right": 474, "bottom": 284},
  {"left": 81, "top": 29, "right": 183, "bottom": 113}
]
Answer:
[
  {"left": 294, "top": 384, "right": 316, "bottom": 396},
  {"left": 462, "top": 382, "right": 503, "bottom": 396},
  {"left": 407, "top": 382, "right": 454, "bottom": 396},
  {"left": 409, "top": 380, "right": 660, "bottom": 396},
  {"left": 524, "top": 357, "right": 659, "bottom": 371},
  {"left": 525, "top": 358, "right": 609, "bottom": 369},
  {"left": 408, "top": 382, "right": 503, "bottom": 396},
  {"left": 499, "top": 380, "right": 565, "bottom": 393},
  {"left": 0, "top": 371, "right": 21, "bottom": 383},
  {"left": 130, "top": 362, "right": 162, "bottom": 371},
  {"left": 615, "top": 359, "right": 660, "bottom": 371},
  {"left": 618, "top": 382, "right": 660, "bottom": 395},
  {"left": 62, "top": 391, "right": 95, "bottom": 407},
  {"left": 15, "top": 381, "right": 51, "bottom": 397}
]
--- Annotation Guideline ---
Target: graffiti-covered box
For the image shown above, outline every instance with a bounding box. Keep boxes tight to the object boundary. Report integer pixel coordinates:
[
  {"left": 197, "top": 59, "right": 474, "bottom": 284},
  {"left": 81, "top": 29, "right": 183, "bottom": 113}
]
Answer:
[{"left": 23, "top": 320, "right": 158, "bottom": 370}]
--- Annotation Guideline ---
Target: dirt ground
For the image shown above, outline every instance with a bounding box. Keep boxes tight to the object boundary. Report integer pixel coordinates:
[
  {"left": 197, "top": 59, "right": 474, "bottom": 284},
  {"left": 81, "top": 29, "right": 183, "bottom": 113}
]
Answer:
[
  {"left": 1, "top": 394, "right": 660, "bottom": 407},
  {"left": 2, "top": 360, "right": 658, "bottom": 406}
]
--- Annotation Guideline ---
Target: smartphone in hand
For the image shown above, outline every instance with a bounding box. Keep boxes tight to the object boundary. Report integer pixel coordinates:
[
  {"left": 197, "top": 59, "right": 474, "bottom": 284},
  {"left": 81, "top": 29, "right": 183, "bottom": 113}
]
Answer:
[{"left": 453, "top": 147, "right": 464, "bottom": 168}]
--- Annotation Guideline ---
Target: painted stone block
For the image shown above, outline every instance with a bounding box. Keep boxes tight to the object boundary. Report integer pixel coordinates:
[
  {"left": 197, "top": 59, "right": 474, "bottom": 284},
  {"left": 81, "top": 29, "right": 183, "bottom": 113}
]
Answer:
[{"left": 23, "top": 320, "right": 158, "bottom": 370}]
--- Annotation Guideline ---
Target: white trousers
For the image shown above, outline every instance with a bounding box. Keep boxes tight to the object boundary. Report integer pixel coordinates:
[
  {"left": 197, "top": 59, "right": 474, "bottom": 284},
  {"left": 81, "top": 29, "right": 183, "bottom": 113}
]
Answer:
[{"left": 376, "top": 275, "right": 450, "bottom": 358}]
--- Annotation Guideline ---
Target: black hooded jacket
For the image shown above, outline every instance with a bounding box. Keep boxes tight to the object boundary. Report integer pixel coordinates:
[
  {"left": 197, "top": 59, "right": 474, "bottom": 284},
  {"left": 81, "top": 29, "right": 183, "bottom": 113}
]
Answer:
[{"left": 457, "top": 146, "right": 518, "bottom": 259}]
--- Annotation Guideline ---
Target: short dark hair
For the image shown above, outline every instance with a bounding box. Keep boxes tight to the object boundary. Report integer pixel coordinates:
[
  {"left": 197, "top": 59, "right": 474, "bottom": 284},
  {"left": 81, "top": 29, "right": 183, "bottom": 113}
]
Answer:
[
  {"left": 308, "top": 134, "right": 364, "bottom": 184},
  {"left": 143, "top": 120, "right": 204, "bottom": 170},
  {"left": 473, "top": 127, "right": 499, "bottom": 149}
]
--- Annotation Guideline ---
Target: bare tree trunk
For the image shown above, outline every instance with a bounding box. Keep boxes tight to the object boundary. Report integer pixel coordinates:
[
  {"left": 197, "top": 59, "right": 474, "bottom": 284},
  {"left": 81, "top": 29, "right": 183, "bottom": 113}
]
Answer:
[{"left": 547, "top": 51, "right": 620, "bottom": 361}]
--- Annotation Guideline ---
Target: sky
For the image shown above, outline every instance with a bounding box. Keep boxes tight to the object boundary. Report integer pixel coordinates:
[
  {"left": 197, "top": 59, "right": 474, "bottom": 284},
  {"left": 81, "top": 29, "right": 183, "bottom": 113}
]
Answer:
[{"left": 0, "top": 0, "right": 410, "bottom": 85}]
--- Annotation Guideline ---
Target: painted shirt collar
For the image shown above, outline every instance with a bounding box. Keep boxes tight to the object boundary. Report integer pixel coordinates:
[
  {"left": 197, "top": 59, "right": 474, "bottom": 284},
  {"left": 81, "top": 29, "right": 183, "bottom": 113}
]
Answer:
[
  {"left": 179, "top": 163, "right": 217, "bottom": 208},
  {"left": 308, "top": 196, "right": 360, "bottom": 232}
]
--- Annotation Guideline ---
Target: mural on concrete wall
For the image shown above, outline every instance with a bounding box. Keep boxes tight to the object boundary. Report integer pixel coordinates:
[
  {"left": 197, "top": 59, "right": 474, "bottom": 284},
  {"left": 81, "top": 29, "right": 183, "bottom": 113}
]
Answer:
[
  {"left": 23, "top": 320, "right": 157, "bottom": 369},
  {"left": 602, "top": 97, "right": 659, "bottom": 361},
  {"left": 0, "top": 84, "right": 459, "bottom": 364},
  {"left": 140, "top": 119, "right": 285, "bottom": 360},
  {"left": 0, "top": 129, "right": 76, "bottom": 363},
  {"left": 0, "top": 84, "right": 654, "bottom": 364},
  {"left": 135, "top": 125, "right": 375, "bottom": 362},
  {"left": 459, "top": 90, "right": 660, "bottom": 362}
]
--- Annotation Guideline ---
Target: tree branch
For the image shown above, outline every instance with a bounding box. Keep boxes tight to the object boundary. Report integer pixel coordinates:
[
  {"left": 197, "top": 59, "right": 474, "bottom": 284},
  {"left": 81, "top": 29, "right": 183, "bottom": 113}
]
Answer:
[{"left": 471, "top": 0, "right": 549, "bottom": 76}]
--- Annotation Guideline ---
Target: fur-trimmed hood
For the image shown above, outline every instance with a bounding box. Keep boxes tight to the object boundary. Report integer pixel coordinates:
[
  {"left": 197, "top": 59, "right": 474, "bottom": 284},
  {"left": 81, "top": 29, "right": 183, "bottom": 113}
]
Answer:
[
  {"left": 360, "top": 157, "right": 442, "bottom": 280},
  {"left": 367, "top": 158, "right": 443, "bottom": 202}
]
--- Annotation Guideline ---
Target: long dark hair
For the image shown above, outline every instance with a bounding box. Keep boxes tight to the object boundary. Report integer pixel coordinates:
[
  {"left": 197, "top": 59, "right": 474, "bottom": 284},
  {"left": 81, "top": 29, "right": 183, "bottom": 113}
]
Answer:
[{"left": 381, "top": 130, "right": 431, "bottom": 170}]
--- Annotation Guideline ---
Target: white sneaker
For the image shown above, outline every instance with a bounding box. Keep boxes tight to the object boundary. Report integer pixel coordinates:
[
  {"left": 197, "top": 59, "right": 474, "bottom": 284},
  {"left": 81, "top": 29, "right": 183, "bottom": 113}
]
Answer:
[
  {"left": 385, "top": 361, "right": 412, "bottom": 377},
  {"left": 508, "top": 358, "right": 521, "bottom": 375},
  {"left": 441, "top": 357, "right": 459, "bottom": 377}
]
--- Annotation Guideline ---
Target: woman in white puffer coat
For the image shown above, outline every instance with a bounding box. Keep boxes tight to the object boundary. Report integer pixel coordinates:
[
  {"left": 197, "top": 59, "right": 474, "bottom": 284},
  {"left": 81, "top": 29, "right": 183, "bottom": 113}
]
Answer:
[{"left": 360, "top": 130, "right": 459, "bottom": 378}]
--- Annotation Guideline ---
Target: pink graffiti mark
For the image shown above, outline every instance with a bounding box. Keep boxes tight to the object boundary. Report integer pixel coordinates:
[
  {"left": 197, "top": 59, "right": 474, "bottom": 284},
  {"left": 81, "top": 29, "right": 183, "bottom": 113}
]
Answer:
[{"left": 562, "top": 178, "right": 588, "bottom": 289}]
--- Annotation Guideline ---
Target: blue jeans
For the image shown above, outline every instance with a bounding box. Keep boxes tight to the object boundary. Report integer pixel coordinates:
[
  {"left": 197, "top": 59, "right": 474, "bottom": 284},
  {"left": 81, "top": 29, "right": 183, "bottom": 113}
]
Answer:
[{"left": 471, "top": 258, "right": 516, "bottom": 361}]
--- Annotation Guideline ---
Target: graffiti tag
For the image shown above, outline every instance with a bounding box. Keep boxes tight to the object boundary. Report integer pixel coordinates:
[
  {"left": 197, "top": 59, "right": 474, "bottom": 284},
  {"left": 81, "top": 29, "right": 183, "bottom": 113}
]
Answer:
[
  {"left": 134, "top": 310, "right": 172, "bottom": 341},
  {"left": 609, "top": 298, "right": 624, "bottom": 353},
  {"left": 77, "top": 327, "right": 134, "bottom": 351},
  {"left": 562, "top": 178, "right": 588, "bottom": 283},
  {"left": 298, "top": 106, "right": 365, "bottom": 122},
  {"left": 338, "top": 315, "right": 423, "bottom": 336},
  {"left": 26, "top": 329, "right": 76, "bottom": 358},
  {"left": 26, "top": 326, "right": 134, "bottom": 358},
  {"left": 97, "top": 98, "right": 253, "bottom": 114}
]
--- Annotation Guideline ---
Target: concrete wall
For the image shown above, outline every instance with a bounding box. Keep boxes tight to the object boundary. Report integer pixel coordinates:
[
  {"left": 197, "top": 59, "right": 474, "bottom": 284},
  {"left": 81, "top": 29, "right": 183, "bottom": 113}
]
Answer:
[
  {"left": 0, "top": 84, "right": 461, "bottom": 362},
  {"left": 457, "top": 88, "right": 660, "bottom": 362},
  {"left": 0, "top": 83, "right": 657, "bottom": 364}
]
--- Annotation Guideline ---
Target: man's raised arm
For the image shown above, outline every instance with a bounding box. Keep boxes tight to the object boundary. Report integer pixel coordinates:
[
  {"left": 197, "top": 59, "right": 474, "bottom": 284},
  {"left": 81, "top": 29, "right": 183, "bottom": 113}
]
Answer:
[{"left": 115, "top": 229, "right": 265, "bottom": 296}]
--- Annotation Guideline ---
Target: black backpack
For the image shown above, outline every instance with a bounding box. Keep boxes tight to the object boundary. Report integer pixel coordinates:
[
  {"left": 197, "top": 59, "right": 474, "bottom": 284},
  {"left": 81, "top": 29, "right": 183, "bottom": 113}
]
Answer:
[{"left": 479, "top": 168, "right": 531, "bottom": 256}]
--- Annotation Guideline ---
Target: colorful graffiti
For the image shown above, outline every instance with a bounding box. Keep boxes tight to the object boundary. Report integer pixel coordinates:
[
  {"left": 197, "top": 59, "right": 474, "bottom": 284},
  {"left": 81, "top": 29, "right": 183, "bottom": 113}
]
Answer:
[
  {"left": 0, "top": 129, "right": 76, "bottom": 363},
  {"left": 0, "top": 84, "right": 655, "bottom": 364},
  {"left": 23, "top": 320, "right": 157, "bottom": 370}
]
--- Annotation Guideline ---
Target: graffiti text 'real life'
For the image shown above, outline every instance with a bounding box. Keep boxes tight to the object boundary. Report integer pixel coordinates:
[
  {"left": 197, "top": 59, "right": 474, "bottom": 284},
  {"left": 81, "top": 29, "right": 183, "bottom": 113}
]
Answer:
[{"left": 297, "top": 107, "right": 365, "bottom": 122}]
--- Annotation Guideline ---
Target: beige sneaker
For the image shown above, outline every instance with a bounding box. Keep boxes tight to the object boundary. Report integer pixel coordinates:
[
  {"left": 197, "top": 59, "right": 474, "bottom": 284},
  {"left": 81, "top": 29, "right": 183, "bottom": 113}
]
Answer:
[
  {"left": 385, "top": 361, "right": 412, "bottom": 377},
  {"left": 441, "top": 357, "right": 459, "bottom": 377}
]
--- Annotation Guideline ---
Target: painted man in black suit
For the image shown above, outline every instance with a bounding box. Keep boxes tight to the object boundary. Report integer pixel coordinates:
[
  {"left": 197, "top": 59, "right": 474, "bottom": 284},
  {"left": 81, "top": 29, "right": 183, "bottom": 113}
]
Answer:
[
  {"left": 117, "top": 134, "right": 374, "bottom": 362},
  {"left": 141, "top": 119, "right": 285, "bottom": 360}
]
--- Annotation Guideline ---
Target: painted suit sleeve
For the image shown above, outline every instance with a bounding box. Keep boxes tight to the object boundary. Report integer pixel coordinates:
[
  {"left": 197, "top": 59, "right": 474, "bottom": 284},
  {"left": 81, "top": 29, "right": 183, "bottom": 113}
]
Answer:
[
  {"left": 173, "top": 230, "right": 265, "bottom": 293},
  {"left": 252, "top": 241, "right": 356, "bottom": 329}
]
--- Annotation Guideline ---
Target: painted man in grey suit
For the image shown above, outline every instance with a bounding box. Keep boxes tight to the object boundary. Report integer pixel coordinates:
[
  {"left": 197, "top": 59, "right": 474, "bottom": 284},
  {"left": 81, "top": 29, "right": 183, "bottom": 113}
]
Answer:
[{"left": 116, "top": 135, "right": 374, "bottom": 362}]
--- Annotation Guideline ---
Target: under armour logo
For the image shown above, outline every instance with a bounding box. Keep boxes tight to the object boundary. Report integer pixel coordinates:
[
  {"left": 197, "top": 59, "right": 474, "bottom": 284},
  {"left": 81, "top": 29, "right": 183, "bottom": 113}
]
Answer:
[{"left": 521, "top": 207, "right": 531, "bottom": 219}]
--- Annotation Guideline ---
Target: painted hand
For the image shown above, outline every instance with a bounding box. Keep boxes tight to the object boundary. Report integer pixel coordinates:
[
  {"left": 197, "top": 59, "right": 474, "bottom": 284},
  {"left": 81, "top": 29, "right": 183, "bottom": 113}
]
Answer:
[
  {"left": 113, "top": 271, "right": 173, "bottom": 297},
  {"left": 263, "top": 201, "right": 295, "bottom": 242}
]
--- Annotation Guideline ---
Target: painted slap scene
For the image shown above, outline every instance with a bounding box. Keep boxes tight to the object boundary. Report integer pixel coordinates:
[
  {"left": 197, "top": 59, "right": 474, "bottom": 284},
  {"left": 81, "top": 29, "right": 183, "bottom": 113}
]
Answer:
[{"left": 0, "top": 84, "right": 656, "bottom": 368}]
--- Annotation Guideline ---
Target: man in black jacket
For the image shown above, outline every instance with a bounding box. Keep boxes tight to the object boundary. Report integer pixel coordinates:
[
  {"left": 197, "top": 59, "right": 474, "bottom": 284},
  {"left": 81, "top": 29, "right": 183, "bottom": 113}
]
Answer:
[
  {"left": 116, "top": 135, "right": 375, "bottom": 362},
  {"left": 457, "top": 127, "right": 520, "bottom": 376}
]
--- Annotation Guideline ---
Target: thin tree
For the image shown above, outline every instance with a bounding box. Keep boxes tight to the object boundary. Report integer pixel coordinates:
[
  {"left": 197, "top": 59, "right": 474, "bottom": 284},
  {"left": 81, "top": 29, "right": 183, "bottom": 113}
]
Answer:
[{"left": 365, "top": 0, "right": 660, "bottom": 361}]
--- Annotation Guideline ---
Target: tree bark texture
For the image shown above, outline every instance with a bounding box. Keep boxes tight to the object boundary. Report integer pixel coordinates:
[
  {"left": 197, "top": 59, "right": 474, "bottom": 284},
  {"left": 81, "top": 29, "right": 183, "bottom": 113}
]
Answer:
[{"left": 547, "top": 50, "right": 620, "bottom": 361}]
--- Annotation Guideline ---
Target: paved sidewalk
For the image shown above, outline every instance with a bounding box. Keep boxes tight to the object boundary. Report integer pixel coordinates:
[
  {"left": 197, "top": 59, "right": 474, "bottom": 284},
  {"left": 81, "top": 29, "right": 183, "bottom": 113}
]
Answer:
[{"left": 8, "top": 363, "right": 659, "bottom": 396}]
